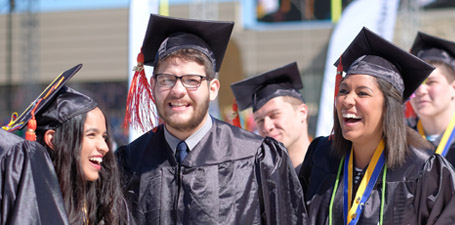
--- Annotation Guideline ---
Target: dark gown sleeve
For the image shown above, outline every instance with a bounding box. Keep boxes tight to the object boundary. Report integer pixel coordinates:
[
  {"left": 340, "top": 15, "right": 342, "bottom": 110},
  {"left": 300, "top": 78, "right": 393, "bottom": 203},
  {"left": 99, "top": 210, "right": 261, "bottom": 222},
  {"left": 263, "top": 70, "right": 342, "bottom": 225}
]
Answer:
[
  {"left": 416, "top": 154, "right": 455, "bottom": 224},
  {"left": 0, "top": 138, "right": 69, "bottom": 225},
  {"left": 115, "top": 145, "right": 141, "bottom": 225},
  {"left": 255, "top": 137, "right": 307, "bottom": 225},
  {"left": 298, "top": 136, "right": 322, "bottom": 194}
]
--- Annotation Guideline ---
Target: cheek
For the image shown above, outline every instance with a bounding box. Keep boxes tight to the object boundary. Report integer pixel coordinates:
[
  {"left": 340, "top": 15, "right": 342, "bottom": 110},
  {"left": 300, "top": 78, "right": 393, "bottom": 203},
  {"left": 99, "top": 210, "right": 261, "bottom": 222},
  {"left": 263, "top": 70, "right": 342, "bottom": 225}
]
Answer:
[
  {"left": 335, "top": 97, "right": 342, "bottom": 111},
  {"left": 153, "top": 89, "right": 167, "bottom": 102},
  {"left": 80, "top": 138, "right": 93, "bottom": 157}
]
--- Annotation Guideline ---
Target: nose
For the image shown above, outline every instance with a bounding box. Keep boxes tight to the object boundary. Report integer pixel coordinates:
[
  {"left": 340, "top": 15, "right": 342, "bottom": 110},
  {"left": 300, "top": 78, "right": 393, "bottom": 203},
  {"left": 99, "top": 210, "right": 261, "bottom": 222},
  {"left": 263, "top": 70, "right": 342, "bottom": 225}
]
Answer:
[
  {"left": 170, "top": 78, "right": 187, "bottom": 97},
  {"left": 98, "top": 138, "right": 109, "bottom": 155},
  {"left": 262, "top": 117, "right": 275, "bottom": 133},
  {"left": 340, "top": 93, "right": 355, "bottom": 108},
  {"left": 414, "top": 83, "right": 428, "bottom": 97}
]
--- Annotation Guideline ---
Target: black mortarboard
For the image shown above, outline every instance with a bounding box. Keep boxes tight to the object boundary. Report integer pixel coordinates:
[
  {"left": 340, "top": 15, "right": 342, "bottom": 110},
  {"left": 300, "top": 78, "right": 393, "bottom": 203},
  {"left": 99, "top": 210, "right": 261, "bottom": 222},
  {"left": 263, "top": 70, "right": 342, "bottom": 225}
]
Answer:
[
  {"left": 1, "top": 64, "right": 97, "bottom": 133},
  {"left": 335, "top": 27, "right": 434, "bottom": 101},
  {"left": 35, "top": 86, "right": 97, "bottom": 131},
  {"left": 410, "top": 31, "right": 455, "bottom": 70},
  {"left": 141, "top": 14, "right": 234, "bottom": 72},
  {"left": 230, "top": 62, "right": 304, "bottom": 112}
]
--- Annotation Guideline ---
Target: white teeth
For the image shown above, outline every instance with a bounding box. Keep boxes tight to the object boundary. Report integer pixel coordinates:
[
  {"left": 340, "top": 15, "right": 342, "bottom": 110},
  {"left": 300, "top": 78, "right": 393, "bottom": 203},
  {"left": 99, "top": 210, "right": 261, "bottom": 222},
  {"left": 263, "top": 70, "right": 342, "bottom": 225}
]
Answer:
[
  {"left": 343, "top": 113, "right": 361, "bottom": 119},
  {"left": 89, "top": 157, "right": 103, "bottom": 164},
  {"left": 171, "top": 102, "right": 186, "bottom": 106}
]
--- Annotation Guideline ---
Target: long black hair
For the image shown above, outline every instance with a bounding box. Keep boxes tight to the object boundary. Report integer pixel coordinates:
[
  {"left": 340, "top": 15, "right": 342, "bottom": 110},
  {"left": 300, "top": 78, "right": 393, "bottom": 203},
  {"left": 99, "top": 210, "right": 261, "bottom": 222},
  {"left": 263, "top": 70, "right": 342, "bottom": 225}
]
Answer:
[{"left": 37, "top": 109, "right": 128, "bottom": 225}]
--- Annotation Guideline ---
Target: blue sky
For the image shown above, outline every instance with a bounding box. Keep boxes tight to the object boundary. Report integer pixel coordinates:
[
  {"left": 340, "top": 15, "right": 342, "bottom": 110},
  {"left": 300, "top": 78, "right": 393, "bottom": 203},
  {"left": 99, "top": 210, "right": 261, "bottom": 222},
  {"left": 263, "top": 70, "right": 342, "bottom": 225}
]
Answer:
[
  {"left": 38, "top": 0, "right": 129, "bottom": 12},
  {"left": 1, "top": 0, "right": 201, "bottom": 13}
]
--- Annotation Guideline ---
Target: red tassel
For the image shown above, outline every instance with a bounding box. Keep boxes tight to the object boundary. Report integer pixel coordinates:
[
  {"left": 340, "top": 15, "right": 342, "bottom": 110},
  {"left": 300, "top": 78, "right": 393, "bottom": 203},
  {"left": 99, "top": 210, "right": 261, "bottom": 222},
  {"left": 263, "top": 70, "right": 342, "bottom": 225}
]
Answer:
[
  {"left": 25, "top": 98, "right": 42, "bottom": 141},
  {"left": 232, "top": 98, "right": 241, "bottom": 128},
  {"left": 334, "top": 57, "right": 343, "bottom": 100},
  {"left": 25, "top": 119, "right": 37, "bottom": 141},
  {"left": 329, "top": 56, "right": 344, "bottom": 140},
  {"left": 404, "top": 100, "right": 416, "bottom": 119},
  {"left": 123, "top": 51, "right": 159, "bottom": 133}
]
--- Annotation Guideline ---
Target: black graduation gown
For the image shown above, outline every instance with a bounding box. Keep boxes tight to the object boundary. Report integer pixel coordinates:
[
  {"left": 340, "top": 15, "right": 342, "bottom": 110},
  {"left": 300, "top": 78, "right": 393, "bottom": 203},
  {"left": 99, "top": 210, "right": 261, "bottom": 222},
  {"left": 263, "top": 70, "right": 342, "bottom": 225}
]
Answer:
[
  {"left": 440, "top": 137, "right": 455, "bottom": 168},
  {"left": 299, "top": 136, "right": 455, "bottom": 225},
  {"left": 0, "top": 129, "right": 69, "bottom": 225},
  {"left": 117, "top": 119, "right": 306, "bottom": 225}
]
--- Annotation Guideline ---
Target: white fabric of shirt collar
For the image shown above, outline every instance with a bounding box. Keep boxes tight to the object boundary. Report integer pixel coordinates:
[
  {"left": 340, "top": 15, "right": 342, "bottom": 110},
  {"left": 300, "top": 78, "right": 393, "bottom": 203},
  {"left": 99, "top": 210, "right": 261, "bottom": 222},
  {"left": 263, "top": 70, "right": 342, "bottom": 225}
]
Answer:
[{"left": 164, "top": 115, "right": 213, "bottom": 153}]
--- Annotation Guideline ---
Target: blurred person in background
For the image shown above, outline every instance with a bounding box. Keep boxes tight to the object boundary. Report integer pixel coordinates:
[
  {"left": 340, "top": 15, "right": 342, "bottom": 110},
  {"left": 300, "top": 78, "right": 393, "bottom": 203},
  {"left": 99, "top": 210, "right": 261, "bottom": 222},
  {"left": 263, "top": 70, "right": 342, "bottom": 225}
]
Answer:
[
  {"left": 408, "top": 32, "right": 455, "bottom": 166},
  {"left": 231, "top": 62, "right": 311, "bottom": 173}
]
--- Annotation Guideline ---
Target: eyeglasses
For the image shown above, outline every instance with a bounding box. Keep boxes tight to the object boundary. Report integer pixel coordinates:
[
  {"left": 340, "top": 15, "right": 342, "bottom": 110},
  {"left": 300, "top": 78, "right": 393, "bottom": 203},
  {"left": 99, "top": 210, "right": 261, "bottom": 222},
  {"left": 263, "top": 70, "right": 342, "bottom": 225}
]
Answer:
[{"left": 154, "top": 74, "right": 209, "bottom": 89}]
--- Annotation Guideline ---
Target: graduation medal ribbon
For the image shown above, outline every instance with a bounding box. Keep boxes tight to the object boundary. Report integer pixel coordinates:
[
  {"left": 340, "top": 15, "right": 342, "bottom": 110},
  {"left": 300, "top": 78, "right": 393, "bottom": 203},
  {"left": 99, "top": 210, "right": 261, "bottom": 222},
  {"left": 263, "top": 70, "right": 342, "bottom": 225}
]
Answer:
[
  {"left": 343, "top": 140, "right": 386, "bottom": 225},
  {"left": 417, "top": 113, "right": 455, "bottom": 156}
]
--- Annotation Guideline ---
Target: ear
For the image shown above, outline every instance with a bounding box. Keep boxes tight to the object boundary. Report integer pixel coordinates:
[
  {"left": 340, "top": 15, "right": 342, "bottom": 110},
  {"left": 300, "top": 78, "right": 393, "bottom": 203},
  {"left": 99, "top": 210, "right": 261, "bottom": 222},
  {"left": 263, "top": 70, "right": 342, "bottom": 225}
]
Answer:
[
  {"left": 449, "top": 80, "right": 455, "bottom": 100},
  {"left": 44, "top": 130, "right": 56, "bottom": 150},
  {"left": 298, "top": 103, "right": 309, "bottom": 124},
  {"left": 149, "top": 76, "right": 156, "bottom": 96},
  {"left": 450, "top": 79, "right": 455, "bottom": 90},
  {"left": 209, "top": 78, "right": 220, "bottom": 101}
]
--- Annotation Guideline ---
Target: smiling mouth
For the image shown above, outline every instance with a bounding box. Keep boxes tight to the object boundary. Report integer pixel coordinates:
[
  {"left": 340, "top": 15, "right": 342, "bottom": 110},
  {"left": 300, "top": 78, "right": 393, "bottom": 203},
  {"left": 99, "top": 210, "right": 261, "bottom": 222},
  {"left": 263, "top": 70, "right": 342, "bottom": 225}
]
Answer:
[
  {"left": 89, "top": 157, "right": 103, "bottom": 165},
  {"left": 342, "top": 113, "right": 361, "bottom": 123},
  {"left": 169, "top": 102, "right": 190, "bottom": 108}
]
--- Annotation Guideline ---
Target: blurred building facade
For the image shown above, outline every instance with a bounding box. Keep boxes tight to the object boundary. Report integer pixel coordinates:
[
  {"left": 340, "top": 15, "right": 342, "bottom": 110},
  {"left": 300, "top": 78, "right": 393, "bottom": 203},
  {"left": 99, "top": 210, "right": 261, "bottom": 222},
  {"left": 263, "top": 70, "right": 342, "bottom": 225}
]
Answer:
[{"left": 0, "top": 1, "right": 454, "bottom": 144}]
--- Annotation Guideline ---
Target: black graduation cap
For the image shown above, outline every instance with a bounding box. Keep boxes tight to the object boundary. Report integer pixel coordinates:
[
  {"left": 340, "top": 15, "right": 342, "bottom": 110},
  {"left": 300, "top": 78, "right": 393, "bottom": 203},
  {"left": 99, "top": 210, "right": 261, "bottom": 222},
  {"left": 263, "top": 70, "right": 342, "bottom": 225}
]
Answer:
[
  {"left": 334, "top": 27, "right": 435, "bottom": 101},
  {"left": 141, "top": 14, "right": 234, "bottom": 72},
  {"left": 1, "top": 64, "right": 96, "bottom": 132},
  {"left": 230, "top": 62, "right": 304, "bottom": 112},
  {"left": 35, "top": 86, "right": 97, "bottom": 131},
  {"left": 410, "top": 31, "right": 455, "bottom": 70}
]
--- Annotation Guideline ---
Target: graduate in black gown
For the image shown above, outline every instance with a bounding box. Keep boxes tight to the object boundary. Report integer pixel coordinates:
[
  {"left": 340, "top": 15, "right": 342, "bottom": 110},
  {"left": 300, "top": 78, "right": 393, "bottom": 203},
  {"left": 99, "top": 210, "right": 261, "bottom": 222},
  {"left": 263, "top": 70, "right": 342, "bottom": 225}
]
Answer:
[
  {"left": 407, "top": 32, "right": 455, "bottom": 166},
  {"left": 0, "top": 66, "right": 86, "bottom": 225},
  {"left": 299, "top": 27, "right": 455, "bottom": 224},
  {"left": 0, "top": 129, "right": 69, "bottom": 225},
  {"left": 231, "top": 62, "right": 311, "bottom": 174},
  {"left": 117, "top": 14, "right": 306, "bottom": 225},
  {"left": 3, "top": 64, "right": 131, "bottom": 225}
]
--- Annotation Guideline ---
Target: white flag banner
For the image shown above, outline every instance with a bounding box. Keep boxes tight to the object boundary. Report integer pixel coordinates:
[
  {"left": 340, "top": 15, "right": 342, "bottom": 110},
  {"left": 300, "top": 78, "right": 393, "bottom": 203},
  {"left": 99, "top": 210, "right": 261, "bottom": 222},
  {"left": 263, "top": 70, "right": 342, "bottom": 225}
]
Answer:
[
  {"left": 315, "top": 0, "right": 400, "bottom": 137},
  {"left": 128, "top": 0, "right": 159, "bottom": 142}
]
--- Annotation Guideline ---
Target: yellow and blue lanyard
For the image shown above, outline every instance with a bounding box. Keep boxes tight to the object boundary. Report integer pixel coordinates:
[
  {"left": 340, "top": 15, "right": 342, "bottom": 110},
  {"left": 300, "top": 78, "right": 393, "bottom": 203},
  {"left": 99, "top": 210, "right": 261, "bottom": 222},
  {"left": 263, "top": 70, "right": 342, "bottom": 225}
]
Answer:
[
  {"left": 329, "top": 140, "right": 387, "bottom": 225},
  {"left": 417, "top": 113, "right": 455, "bottom": 156}
]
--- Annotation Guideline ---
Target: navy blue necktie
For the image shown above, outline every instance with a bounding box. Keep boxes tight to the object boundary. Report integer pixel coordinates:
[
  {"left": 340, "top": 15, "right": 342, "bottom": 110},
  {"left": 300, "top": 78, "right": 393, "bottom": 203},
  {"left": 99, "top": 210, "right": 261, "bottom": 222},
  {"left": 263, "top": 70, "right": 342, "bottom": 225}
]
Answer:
[{"left": 175, "top": 141, "right": 188, "bottom": 164}]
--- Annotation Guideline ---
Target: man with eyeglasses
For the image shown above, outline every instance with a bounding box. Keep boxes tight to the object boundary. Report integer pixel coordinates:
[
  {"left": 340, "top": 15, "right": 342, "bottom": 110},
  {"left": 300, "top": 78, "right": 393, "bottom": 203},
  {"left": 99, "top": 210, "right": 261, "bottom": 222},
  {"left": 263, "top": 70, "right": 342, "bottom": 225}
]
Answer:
[{"left": 116, "top": 14, "right": 306, "bottom": 225}]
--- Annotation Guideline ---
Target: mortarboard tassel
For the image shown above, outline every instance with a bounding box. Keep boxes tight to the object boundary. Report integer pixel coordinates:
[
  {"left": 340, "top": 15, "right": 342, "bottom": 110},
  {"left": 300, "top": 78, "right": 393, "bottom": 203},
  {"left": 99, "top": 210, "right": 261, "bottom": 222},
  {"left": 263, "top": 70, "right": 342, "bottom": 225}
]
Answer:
[
  {"left": 329, "top": 56, "right": 344, "bottom": 140},
  {"left": 232, "top": 98, "right": 241, "bottom": 128},
  {"left": 25, "top": 98, "right": 43, "bottom": 141},
  {"left": 404, "top": 100, "right": 416, "bottom": 120},
  {"left": 123, "top": 50, "right": 159, "bottom": 133},
  {"left": 334, "top": 56, "right": 343, "bottom": 100}
]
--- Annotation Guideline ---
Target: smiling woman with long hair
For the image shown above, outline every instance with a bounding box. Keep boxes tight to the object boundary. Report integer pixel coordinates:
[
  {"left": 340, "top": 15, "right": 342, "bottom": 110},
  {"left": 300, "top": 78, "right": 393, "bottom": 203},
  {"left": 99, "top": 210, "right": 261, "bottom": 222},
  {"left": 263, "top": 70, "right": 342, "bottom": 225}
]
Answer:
[
  {"left": 299, "top": 27, "right": 455, "bottom": 225},
  {"left": 35, "top": 86, "right": 130, "bottom": 225}
]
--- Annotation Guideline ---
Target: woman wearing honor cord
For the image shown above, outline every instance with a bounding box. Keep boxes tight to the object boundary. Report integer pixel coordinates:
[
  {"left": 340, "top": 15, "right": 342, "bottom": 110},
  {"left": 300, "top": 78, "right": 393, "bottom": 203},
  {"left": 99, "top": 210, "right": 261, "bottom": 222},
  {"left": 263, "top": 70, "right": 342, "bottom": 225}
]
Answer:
[{"left": 299, "top": 27, "right": 455, "bottom": 224}]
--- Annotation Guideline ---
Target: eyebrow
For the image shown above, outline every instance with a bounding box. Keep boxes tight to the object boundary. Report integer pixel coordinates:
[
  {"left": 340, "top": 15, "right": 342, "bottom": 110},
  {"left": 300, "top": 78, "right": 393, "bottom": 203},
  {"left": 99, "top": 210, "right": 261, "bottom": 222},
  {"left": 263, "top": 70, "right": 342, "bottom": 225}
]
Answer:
[
  {"left": 339, "top": 83, "right": 374, "bottom": 91},
  {"left": 255, "top": 109, "right": 281, "bottom": 121},
  {"left": 84, "top": 128, "right": 107, "bottom": 135},
  {"left": 356, "top": 86, "right": 374, "bottom": 91}
]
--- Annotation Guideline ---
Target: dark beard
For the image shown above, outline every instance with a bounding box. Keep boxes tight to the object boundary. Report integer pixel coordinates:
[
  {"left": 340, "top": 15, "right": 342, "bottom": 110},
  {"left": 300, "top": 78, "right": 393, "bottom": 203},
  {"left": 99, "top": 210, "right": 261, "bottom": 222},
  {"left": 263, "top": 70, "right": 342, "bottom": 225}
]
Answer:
[{"left": 158, "top": 97, "right": 210, "bottom": 132}]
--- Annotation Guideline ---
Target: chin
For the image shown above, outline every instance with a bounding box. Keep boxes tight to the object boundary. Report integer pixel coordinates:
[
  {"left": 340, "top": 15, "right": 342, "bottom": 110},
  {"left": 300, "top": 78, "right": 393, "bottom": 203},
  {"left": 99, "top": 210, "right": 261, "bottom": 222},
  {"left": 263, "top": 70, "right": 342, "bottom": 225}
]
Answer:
[
  {"left": 341, "top": 132, "right": 358, "bottom": 142},
  {"left": 85, "top": 175, "right": 99, "bottom": 182}
]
